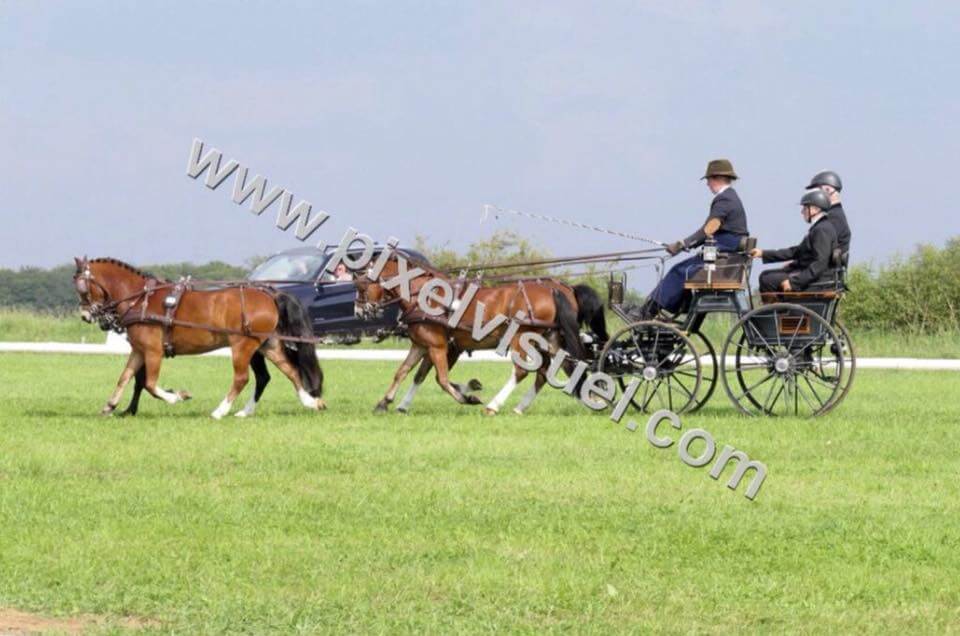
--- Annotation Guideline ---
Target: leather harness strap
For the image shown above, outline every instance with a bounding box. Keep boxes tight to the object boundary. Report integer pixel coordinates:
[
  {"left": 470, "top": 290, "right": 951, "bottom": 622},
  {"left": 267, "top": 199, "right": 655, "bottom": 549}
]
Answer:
[{"left": 161, "top": 277, "right": 191, "bottom": 357}]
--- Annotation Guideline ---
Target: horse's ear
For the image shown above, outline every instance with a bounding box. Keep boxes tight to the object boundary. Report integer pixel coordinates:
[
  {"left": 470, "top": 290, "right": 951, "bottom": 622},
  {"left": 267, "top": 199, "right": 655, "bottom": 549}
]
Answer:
[{"left": 74, "top": 256, "right": 83, "bottom": 271}]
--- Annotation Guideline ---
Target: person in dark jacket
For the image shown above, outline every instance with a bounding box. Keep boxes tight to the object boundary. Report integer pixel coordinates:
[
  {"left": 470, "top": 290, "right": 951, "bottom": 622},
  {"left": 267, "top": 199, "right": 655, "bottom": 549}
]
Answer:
[
  {"left": 631, "top": 158, "right": 750, "bottom": 319},
  {"left": 751, "top": 189, "right": 838, "bottom": 292},
  {"left": 807, "top": 170, "right": 851, "bottom": 257}
]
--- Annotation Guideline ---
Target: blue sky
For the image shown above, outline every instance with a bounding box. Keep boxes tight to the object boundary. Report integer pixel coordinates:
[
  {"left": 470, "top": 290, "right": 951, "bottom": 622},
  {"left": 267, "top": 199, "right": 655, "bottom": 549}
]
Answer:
[{"left": 2, "top": 1, "right": 958, "bottom": 289}]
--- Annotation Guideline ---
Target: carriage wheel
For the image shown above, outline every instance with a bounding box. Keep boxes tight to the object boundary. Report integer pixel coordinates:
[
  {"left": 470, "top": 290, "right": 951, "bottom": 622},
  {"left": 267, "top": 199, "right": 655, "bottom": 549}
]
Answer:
[
  {"left": 598, "top": 321, "right": 702, "bottom": 414},
  {"left": 812, "top": 320, "right": 856, "bottom": 413},
  {"left": 686, "top": 331, "right": 717, "bottom": 413},
  {"left": 720, "top": 303, "right": 844, "bottom": 417}
]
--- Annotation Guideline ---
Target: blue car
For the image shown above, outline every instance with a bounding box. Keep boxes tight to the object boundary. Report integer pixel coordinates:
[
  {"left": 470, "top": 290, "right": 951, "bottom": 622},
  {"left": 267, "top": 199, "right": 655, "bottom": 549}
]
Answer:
[{"left": 247, "top": 245, "right": 431, "bottom": 343}]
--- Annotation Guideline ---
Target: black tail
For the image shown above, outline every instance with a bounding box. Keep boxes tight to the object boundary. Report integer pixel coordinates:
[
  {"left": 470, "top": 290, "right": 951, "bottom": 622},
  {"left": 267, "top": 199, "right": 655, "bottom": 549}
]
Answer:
[
  {"left": 553, "top": 289, "right": 584, "bottom": 360},
  {"left": 274, "top": 292, "right": 324, "bottom": 398},
  {"left": 573, "top": 284, "right": 608, "bottom": 343}
]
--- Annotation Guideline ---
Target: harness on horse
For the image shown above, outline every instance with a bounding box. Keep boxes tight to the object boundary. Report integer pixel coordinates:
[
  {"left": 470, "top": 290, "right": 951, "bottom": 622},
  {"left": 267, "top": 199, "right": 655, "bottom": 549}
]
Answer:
[{"left": 159, "top": 277, "right": 192, "bottom": 357}]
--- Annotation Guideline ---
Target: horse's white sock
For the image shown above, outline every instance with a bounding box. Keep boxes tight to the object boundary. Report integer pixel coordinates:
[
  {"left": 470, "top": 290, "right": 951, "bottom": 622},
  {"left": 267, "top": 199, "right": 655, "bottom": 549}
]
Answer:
[
  {"left": 298, "top": 388, "right": 318, "bottom": 409},
  {"left": 513, "top": 384, "right": 539, "bottom": 414},
  {"left": 397, "top": 382, "right": 420, "bottom": 411},
  {"left": 487, "top": 374, "right": 518, "bottom": 411},
  {"left": 155, "top": 388, "right": 181, "bottom": 404},
  {"left": 235, "top": 395, "right": 257, "bottom": 417},
  {"left": 211, "top": 397, "right": 233, "bottom": 419}
]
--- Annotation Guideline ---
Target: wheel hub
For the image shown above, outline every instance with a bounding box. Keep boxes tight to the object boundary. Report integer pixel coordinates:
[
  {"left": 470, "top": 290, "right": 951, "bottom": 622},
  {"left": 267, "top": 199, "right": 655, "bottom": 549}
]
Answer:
[
  {"left": 642, "top": 365, "right": 658, "bottom": 381},
  {"left": 774, "top": 355, "right": 792, "bottom": 374}
]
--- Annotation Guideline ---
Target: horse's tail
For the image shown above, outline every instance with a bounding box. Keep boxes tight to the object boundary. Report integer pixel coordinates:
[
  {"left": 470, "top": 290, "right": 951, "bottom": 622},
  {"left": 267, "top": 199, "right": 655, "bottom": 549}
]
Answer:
[
  {"left": 274, "top": 292, "right": 324, "bottom": 398},
  {"left": 573, "top": 283, "right": 608, "bottom": 344},
  {"left": 553, "top": 289, "right": 584, "bottom": 361}
]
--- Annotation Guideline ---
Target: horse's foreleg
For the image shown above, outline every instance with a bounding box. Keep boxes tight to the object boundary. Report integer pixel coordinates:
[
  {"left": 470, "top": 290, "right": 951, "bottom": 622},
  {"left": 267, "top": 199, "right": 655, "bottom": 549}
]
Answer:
[
  {"left": 143, "top": 348, "right": 191, "bottom": 405},
  {"left": 430, "top": 346, "right": 480, "bottom": 405},
  {"left": 118, "top": 365, "right": 146, "bottom": 417},
  {"left": 376, "top": 345, "right": 426, "bottom": 413},
  {"left": 485, "top": 365, "right": 529, "bottom": 415},
  {"left": 235, "top": 351, "right": 270, "bottom": 418},
  {"left": 396, "top": 355, "right": 433, "bottom": 414},
  {"left": 212, "top": 339, "right": 259, "bottom": 419},
  {"left": 101, "top": 350, "right": 144, "bottom": 415}
]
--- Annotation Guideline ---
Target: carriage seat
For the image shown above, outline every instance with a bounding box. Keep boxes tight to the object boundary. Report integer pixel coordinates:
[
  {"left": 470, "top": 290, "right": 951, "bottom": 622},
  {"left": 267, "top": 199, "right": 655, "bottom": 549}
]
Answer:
[
  {"left": 760, "top": 247, "right": 848, "bottom": 303},
  {"left": 683, "top": 236, "right": 757, "bottom": 291}
]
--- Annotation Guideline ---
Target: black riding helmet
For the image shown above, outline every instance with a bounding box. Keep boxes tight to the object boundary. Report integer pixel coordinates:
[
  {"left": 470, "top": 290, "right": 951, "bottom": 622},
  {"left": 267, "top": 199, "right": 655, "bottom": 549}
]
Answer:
[
  {"left": 799, "top": 188, "right": 832, "bottom": 211},
  {"left": 807, "top": 170, "right": 842, "bottom": 192}
]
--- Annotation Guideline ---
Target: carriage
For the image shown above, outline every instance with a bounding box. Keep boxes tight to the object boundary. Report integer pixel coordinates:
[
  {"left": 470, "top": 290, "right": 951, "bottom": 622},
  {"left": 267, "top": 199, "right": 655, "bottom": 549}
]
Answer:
[{"left": 587, "top": 237, "right": 855, "bottom": 417}]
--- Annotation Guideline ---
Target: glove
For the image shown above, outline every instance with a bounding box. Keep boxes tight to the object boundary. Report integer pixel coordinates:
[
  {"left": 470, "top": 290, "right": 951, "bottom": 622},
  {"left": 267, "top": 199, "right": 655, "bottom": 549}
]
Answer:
[{"left": 665, "top": 240, "right": 685, "bottom": 256}]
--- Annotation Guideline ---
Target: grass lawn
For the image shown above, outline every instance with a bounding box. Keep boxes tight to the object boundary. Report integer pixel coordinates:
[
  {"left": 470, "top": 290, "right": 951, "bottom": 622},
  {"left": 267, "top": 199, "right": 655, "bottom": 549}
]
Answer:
[{"left": 1, "top": 353, "right": 959, "bottom": 633}]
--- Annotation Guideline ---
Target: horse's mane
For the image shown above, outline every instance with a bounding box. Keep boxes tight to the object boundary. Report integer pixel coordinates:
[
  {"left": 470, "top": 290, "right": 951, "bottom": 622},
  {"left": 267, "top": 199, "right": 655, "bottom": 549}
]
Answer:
[{"left": 89, "top": 257, "right": 164, "bottom": 281}]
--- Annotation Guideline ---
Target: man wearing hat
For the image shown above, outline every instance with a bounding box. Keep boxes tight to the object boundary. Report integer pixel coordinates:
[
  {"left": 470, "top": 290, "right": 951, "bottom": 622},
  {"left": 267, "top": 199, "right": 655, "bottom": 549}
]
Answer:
[
  {"left": 807, "top": 170, "right": 851, "bottom": 257},
  {"left": 631, "top": 158, "right": 750, "bottom": 319},
  {"left": 750, "top": 189, "right": 839, "bottom": 292}
]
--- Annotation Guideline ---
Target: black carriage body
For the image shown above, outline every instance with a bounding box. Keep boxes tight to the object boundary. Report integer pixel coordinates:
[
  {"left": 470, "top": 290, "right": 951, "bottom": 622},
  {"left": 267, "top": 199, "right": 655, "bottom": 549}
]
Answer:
[{"left": 601, "top": 237, "right": 854, "bottom": 417}]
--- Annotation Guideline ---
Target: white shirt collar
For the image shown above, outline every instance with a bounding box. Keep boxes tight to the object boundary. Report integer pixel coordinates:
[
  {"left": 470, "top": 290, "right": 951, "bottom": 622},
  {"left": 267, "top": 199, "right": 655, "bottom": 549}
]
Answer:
[{"left": 714, "top": 184, "right": 731, "bottom": 196}]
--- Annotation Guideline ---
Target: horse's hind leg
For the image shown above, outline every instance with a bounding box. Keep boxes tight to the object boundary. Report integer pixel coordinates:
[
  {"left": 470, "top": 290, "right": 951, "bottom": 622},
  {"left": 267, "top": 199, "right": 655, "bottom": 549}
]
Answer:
[
  {"left": 235, "top": 351, "right": 270, "bottom": 418},
  {"left": 101, "top": 350, "right": 144, "bottom": 415},
  {"left": 262, "top": 339, "right": 323, "bottom": 411},
  {"left": 211, "top": 337, "right": 260, "bottom": 419},
  {"left": 513, "top": 370, "right": 547, "bottom": 415},
  {"left": 484, "top": 365, "right": 528, "bottom": 415}
]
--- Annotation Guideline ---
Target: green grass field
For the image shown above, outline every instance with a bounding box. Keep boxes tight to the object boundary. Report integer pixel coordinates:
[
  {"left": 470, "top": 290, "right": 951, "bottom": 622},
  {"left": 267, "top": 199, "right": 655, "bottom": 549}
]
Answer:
[{"left": 1, "top": 352, "right": 959, "bottom": 633}]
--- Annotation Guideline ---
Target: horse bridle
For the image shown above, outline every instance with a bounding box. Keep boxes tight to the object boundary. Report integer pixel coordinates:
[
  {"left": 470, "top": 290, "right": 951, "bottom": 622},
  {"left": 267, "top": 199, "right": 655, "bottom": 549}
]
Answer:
[{"left": 73, "top": 259, "right": 153, "bottom": 333}]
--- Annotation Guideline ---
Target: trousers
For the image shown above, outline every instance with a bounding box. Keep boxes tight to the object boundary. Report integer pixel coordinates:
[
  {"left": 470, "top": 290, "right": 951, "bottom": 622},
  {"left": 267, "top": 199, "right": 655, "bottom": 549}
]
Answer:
[{"left": 648, "top": 232, "right": 745, "bottom": 312}]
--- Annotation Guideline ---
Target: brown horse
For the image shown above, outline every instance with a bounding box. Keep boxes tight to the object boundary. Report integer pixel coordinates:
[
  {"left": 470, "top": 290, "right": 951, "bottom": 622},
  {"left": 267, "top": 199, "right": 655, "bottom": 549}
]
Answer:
[
  {"left": 354, "top": 255, "right": 607, "bottom": 415},
  {"left": 72, "top": 257, "right": 325, "bottom": 418}
]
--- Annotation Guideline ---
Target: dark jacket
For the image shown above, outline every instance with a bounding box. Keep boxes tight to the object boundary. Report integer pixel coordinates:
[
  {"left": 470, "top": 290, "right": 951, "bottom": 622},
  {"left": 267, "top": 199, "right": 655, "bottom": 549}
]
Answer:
[
  {"left": 762, "top": 215, "right": 838, "bottom": 289},
  {"left": 825, "top": 202, "right": 851, "bottom": 258},
  {"left": 683, "top": 187, "right": 750, "bottom": 248}
]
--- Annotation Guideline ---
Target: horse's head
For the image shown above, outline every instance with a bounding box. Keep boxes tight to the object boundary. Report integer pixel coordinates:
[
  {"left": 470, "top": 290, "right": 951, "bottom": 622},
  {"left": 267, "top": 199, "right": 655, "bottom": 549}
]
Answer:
[
  {"left": 353, "top": 261, "right": 388, "bottom": 320},
  {"left": 73, "top": 256, "right": 103, "bottom": 323},
  {"left": 72, "top": 257, "right": 147, "bottom": 329}
]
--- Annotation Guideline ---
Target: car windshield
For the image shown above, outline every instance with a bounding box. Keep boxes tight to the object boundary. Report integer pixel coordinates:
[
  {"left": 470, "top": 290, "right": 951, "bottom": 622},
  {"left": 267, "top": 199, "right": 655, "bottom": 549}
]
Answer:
[{"left": 248, "top": 253, "right": 325, "bottom": 282}]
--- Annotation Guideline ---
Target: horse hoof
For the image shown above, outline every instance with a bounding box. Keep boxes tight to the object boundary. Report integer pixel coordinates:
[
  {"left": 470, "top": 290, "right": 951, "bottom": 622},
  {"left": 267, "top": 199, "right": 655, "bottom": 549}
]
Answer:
[
  {"left": 178, "top": 391, "right": 192, "bottom": 401},
  {"left": 512, "top": 408, "right": 524, "bottom": 416},
  {"left": 100, "top": 406, "right": 115, "bottom": 416},
  {"left": 373, "top": 403, "right": 388, "bottom": 414},
  {"left": 234, "top": 411, "right": 249, "bottom": 418},
  {"left": 396, "top": 406, "right": 408, "bottom": 414},
  {"left": 483, "top": 407, "right": 498, "bottom": 416},
  {"left": 316, "top": 399, "right": 327, "bottom": 411},
  {"left": 210, "top": 411, "right": 224, "bottom": 420},
  {"left": 467, "top": 379, "right": 483, "bottom": 391},
  {"left": 466, "top": 395, "right": 483, "bottom": 405}
]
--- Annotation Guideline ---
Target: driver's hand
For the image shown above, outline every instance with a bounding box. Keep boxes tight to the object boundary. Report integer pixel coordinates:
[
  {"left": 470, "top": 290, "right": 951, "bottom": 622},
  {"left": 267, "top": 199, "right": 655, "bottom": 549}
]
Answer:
[
  {"left": 665, "top": 240, "right": 684, "bottom": 256},
  {"left": 749, "top": 248, "right": 763, "bottom": 259},
  {"left": 780, "top": 279, "right": 792, "bottom": 292}
]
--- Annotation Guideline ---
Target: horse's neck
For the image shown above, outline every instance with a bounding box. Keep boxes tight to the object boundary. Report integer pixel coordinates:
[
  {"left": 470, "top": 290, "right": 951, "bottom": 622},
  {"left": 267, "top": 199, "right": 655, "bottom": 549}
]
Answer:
[{"left": 98, "top": 264, "right": 147, "bottom": 299}]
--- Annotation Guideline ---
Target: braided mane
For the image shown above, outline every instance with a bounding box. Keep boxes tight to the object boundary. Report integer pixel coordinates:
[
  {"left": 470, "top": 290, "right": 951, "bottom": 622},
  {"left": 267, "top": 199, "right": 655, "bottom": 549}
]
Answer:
[{"left": 89, "top": 257, "right": 162, "bottom": 281}]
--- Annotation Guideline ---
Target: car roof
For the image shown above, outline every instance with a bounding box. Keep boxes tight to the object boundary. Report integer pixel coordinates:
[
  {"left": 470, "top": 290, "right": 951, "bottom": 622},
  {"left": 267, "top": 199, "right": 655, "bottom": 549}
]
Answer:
[{"left": 265, "top": 245, "right": 431, "bottom": 265}]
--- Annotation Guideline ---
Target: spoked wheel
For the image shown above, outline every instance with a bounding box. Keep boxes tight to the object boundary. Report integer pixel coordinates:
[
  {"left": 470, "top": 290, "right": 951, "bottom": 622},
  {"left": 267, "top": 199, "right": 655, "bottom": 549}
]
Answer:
[
  {"left": 598, "top": 321, "right": 702, "bottom": 414},
  {"left": 814, "top": 320, "right": 856, "bottom": 412},
  {"left": 720, "top": 303, "right": 845, "bottom": 417},
  {"left": 686, "top": 331, "right": 717, "bottom": 413}
]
